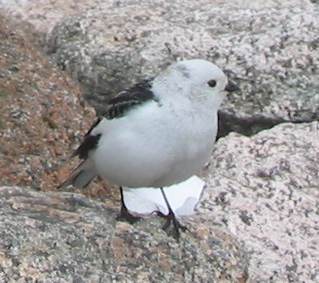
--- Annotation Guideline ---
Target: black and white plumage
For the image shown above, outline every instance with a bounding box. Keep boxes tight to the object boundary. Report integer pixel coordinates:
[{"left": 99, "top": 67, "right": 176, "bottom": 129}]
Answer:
[
  {"left": 104, "top": 78, "right": 157, "bottom": 120},
  {"left": 61, "top": 78, "right": 157, "bottom": 189},
  {"left": 60, "top": 59, "right": 238, "bottom": 239}
]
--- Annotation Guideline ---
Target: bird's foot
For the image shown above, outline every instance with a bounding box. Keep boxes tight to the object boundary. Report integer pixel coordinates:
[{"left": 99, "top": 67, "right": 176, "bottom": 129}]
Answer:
[
  {"left": 116, "top": 205, "right": 141, "bottom": 224},
  {"left": 160, "top": 211, "right": 187, "bottom": 241}
]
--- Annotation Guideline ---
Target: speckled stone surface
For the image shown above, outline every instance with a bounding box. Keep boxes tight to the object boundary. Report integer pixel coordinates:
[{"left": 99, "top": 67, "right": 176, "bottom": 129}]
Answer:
[
  {"left": 0, "top": 4, "right": 318, "bottom": 282},
  {"left": 201, "top": 121, "right": 319, "bottom": 282},
  {"left": 0, "top": 14, "right": 249, "bottom": 282},
  {"left": 40, "top": 0, "right": 319, "bottom": 135},
  {"left": 0, "top": 15, "right": 110, "bottom": 199},
  {"left": 0, "top": 122, "right": 318, "bottom": 282},
  {"left": 0, "top": 186, "right": 248, "bottom": 282},
  {"left": 2, "top": 1, "right": 319, "bottom": 136},
  {"left": 0, "top": 0, "right": 97, "bottom": 33}
]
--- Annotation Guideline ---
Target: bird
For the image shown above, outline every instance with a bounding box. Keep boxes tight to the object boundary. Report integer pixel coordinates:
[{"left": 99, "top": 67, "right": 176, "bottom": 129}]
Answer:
[{"left": 60, "top": 59, "right": 239, "bottom": 240}]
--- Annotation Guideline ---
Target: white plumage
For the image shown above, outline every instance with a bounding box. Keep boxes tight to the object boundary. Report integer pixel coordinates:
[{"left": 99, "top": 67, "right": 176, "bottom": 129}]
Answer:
[{"left": 89, "top": 59, "right": 227, "bottom": 187}]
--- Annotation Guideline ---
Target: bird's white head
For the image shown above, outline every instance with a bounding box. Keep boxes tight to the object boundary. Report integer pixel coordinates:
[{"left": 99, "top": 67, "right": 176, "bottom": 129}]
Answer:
[{"left": 153, "top": 59, "right": 238, "bottom": 108}]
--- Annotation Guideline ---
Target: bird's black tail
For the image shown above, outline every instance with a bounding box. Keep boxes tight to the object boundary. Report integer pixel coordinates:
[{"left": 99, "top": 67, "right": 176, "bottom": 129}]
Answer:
[{"left": 58, "top": 159, "right": 96, "bottom": 189}]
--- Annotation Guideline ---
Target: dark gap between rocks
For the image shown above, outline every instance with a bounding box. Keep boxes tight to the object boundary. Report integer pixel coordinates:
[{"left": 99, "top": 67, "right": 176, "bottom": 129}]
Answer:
[
  {"left": 217, "top": 111, "right": 316, "bottom": 139},
  {"left": 218, "top": 112, "right": 286, "bottom": 139}
]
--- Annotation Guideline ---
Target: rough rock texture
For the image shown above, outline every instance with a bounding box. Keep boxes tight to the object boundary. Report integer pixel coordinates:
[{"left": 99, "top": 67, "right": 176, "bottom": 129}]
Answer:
[
  {"left": 0, "top": 14, "right": 248, "bottom": 281},
  {"left": 0, "top": 122, "right": 318, "bottom": 282},
  {"left": 0, "top": 15, "right": 110, "bottom": 198},
  {"left": 0, "top": 186, "right": 248, "bottom": 282},
  {"left": 1, "top": 3, "right": 319, "bottom": 283},
  {"left": 42, "top": 0, "right": 319, "bottom": 136},
  {"left": 200, "top": 121, "right": 319, "bottom": 282},
  {"left": 0, "top": 0, "right": 96, "bottom": 34}
]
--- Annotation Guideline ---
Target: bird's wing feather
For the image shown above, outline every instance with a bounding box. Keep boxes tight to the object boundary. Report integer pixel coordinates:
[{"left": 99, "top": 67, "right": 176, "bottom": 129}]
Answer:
[
  {"left": 61, "top": 78, "right": 157, "bottom": 188},
  {"left": 72, "top": 78, "right": 157, "bottom": 160},
  {"left": 72, "top": 133, "right": 101, "bottom": 159},
  {"left": 103, "top": 78, "right": 156, "bottom": 119}
]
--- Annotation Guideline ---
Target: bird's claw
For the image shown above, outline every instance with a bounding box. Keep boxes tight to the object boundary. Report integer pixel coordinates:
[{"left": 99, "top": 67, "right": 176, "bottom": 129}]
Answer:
[
  {"left": 116, "top": 206, "right": 141, "bottom": 224},
  {"left": 161, "top": 211, "right": 187, "bottom": 241}
]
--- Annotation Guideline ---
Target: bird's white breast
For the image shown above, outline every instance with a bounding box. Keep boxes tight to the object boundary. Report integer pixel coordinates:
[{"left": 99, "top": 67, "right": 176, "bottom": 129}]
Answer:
[{"left": 92, "top": 96, "right": 218, "bottom": 188}]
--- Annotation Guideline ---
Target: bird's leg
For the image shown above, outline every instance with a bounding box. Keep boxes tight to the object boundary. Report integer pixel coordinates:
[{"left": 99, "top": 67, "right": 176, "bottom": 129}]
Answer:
[
  {"left": 160, "top": 187, "right": 187, "bottom": 240},
  {"left": 116, "top": 186, "right": 141, "bottom": 224}
]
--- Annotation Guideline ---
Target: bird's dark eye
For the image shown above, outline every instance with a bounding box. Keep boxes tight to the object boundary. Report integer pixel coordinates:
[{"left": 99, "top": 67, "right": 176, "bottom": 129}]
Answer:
[{"left": 208, "top": 79, "right": 217, "bottom": 87}]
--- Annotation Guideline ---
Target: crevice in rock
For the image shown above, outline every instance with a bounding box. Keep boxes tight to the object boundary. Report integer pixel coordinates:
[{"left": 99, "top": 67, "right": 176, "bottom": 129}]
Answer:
[
  {"left": 218, "top": 111, "right": 317, "bottom": 138},
  {"left": 218, "top": 111, "right": 285, "bottom": 138}
]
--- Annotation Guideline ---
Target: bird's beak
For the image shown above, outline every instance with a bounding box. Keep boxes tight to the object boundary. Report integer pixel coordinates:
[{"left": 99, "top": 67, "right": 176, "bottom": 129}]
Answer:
[{"left": 224, "top": 80, "right": 240, "bottom": 92}]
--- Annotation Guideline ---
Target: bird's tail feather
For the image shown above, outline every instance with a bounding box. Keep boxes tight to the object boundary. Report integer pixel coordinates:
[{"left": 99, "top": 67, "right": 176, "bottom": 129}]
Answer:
[{"left": 58, "top": 159, "right": 97, "bottom": 189}]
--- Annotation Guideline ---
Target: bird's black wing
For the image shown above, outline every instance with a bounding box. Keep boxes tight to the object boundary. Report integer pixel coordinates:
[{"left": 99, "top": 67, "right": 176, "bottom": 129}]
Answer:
[
  {"left": 103, "top": 78, "right": 157, "bottom": 119},
  {"left": 72, "top": 78, "right": 157, "bottom": 160},
  {"left": 72, "top": 133, "right": 101, "bottom": 159}
]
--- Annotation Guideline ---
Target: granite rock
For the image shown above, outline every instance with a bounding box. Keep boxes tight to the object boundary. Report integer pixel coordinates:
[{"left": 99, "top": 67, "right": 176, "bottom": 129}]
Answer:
[
  {"left": 0, "top": 0, "right": 98, "bottom": 34},
  {"left": 1, "top": 122, "right": 318, "bottom": 282},
  {"left": 0, "top": 5, "right": 318, "bottom": 283},
  {"left": 44, "top": 0, "right": 319, "bottom": 135},
  {"left": 0, "top": 186, "right": 248, "bottom": 282},
  {"left": 0, "top": 14, "right": 107, "bottom": 198},
  {"left": 201, "top": 121, "right": 319, "bottom": 282},
  {"left": 0, "top": 13, "right": 248, "bottom": 282}
]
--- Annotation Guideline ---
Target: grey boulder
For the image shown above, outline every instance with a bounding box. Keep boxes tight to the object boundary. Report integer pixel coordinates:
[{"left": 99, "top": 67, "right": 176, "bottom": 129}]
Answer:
[
  {"left": 201, "top": 121, "right": 319, "bottom": 282},
  {"left": 46, "top": 0, "right": 319, "bottom": 135},
  {"left": 0, "top": 121, "right": 318, "bottom": 282},
  {"left": 0, "top": 186, "right": 248, "bottom": 282}
]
